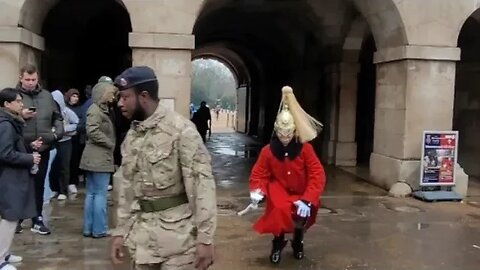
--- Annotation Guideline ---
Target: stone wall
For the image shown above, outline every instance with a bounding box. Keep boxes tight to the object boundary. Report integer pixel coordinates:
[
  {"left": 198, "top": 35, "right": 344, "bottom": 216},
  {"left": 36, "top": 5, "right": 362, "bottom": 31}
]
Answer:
[{"left": 0, "top": 27, "right": 43, "bottom": 88}]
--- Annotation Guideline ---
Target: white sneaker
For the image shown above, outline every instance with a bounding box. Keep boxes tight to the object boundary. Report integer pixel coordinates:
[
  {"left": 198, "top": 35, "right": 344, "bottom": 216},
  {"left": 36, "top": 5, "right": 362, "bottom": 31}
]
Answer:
[
  {"left": 0, "top": 263, "right": 17, "bottom": 270},
  {"left": 68, "top": 184, "right": 78, "bottom": 194},
  {"left": 108, "top": 185, "right": 113, "bottom": 191},
  {"left": 57, "top": 194, "right": 67, "bottom": 200},
  {"left": 5, "top": 254, "right": 22, "bottom": 263}
]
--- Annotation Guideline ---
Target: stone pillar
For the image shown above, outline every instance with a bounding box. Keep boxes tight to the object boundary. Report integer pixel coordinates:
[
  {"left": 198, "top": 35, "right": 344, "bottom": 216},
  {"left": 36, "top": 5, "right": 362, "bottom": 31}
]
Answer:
[
  {"left": 129, "top": 32, "right": 194, "bottom": 118},
  {"left": 0, "top": 27, "right": 44, "bottom": 87},
  {"left": 322, "top": 64, "right": 339, "bottom": 164},
  {"left": 335, "top": 63, "right": 359, "bottom": 166},
  {"left": 371, "top": 45, "right": 460, "bottom": 190}
]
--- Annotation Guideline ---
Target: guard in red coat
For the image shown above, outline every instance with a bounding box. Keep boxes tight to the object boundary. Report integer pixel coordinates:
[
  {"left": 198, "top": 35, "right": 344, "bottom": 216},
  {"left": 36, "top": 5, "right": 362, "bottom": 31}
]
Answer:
[{"left": 249, "top": 86, "right": 326, "bottom": 264}]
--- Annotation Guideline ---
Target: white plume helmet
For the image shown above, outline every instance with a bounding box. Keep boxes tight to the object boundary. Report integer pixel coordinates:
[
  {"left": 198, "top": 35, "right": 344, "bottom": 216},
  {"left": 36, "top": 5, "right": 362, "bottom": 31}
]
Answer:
[{"left": 274, "top": 86, "right": 323, "bottom": 143}]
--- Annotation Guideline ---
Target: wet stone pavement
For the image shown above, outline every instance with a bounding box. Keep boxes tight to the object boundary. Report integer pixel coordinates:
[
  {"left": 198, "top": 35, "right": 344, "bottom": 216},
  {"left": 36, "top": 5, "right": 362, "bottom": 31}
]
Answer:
[{"left": 11, "top": 133, "right": 480, "bottom": 270}]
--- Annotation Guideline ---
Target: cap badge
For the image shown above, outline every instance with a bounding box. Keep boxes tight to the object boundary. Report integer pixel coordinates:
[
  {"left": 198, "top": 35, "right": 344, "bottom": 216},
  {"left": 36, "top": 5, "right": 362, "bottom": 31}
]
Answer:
[{"left": 119, "top": 78, "right": 127, "bottom": 86}]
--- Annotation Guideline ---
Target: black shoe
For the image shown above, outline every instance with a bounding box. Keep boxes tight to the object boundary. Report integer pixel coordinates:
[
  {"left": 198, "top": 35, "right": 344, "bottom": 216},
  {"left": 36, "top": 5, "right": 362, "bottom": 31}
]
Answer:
[
  {"left": 92, "top": 233, "right": 111, "bottom": 239},
  {"left": 292, "top": 240, "right": 304, "bottom": 260},
  {"left": 292, "top": 228, "right": 305, "bottom": 260},
  {"left": 270, "top": 235, "right": 287, "bottom": 264},
  {"left": 15, "top": 223, "right": 23, "bottom": 234},
  {"left": 31, "top": 221, "right": 51, "bottom": 235}
]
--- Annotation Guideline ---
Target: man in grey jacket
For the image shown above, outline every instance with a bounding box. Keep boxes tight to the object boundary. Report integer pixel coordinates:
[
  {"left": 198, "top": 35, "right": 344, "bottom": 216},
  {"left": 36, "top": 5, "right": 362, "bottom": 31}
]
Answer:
[{"left": 16, "top": 64, "right": 64, "bottom": 235}]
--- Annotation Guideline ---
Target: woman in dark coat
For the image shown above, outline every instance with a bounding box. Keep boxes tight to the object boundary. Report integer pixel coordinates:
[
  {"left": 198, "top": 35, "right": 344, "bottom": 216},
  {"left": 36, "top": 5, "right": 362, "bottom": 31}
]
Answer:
[{"left": 0, "top": 88, "right": 41, "bottom": 270}]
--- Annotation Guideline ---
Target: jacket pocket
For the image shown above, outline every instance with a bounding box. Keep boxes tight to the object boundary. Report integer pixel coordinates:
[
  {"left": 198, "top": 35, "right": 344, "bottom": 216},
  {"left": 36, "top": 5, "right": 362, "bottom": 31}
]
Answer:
[
  {"left": 143, "top": 140, "right": 178, "bottom": 191},
  {"left": 131, "top": 205, "right": 195, "bottom": 260},
  {"left": 145, "top": 146, "right": 171, "bottom": 163}
]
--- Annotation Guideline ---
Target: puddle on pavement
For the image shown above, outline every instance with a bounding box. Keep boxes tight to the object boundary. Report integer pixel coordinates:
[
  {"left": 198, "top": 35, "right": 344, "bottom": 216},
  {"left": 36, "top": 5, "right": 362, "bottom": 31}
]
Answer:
[
  {"left": 212, "top": 148, "right": 259, "bottom": 158},
  {"left": 393, "top": 206, "right": 422, "bottom": 213},
  {"left": 381, "top": 203, "right": 423, "bottom": 213},
  {"left": 344, "top": 263, "right": 373, "bottom": 270},
  {"left": 467, "top": 201, "right": 480, "bottom": 208},
  {"left": 253, "top": 255, "right": 317, "bottom": 268},
  {"left": 318, "top": 206, "right": 338, "bottom": 215},
  {"left": 217, "top": 201, "right": 239, "bottom": 216},
  {"left": 217, "top": 179, "right": 240, "bottom": 187},
  {"left": 396, "top": 222, "right": 431, "bottom": 233},
  {"left": 416, "top": 223, "right": 430, "bottom": 230},
  {"left": 467, "top": 213, "right": 480, "bottom": 220}
]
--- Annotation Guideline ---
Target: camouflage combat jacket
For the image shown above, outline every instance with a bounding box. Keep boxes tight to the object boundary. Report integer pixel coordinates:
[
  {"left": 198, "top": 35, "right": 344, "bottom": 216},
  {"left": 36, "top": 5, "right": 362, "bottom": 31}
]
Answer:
[{"left": 111, "top": 104, "right": 217, "bottom": 264}]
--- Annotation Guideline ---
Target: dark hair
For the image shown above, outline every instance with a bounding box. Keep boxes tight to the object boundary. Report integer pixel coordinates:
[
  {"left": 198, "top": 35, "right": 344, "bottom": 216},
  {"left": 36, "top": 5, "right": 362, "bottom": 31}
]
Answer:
[
  {"left": 85, "top": 85, "right": 93, "bottom": 99},
  {"left": 0, "top": 88, "right": 22, "bottom": 107},
  {"left": 134, "top": 80, "right": 159, "bottom": 101},
  {"left": 20, "top": 64, "right": 38, "bottom": 75}
]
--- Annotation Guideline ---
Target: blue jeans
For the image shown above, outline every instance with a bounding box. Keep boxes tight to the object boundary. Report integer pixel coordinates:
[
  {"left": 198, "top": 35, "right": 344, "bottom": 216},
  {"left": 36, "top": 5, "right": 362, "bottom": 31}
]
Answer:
[
  {"left": 83, "top": 172, "right": 110, "bottom": 236},
  {"left": 43, "top": 149, "right": 56, "bottom": 201}
]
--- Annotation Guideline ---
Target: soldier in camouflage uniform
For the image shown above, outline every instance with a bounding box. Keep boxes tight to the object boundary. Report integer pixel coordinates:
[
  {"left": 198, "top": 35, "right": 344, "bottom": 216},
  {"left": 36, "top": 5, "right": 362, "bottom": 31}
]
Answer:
[{"left": 110, "top": 66, "right": 216, "bottom": 270}]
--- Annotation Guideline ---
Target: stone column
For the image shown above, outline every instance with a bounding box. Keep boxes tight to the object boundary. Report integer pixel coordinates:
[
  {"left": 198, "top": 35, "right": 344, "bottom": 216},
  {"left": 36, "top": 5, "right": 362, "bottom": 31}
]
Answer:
[
  {"left": 322, "top": 64, "right": 339, "bottom": 164},
  {"left": 0, "top": 27, "right": 44, "bottom": 87},
  {"left": 129, "top": 32, "right": 194, "bottom": 118},
  {"left": 335, "top": 63, "right": 359, "bottom": 166},
  {"left": 371, "top": 45, "right": 460, "bottom": 191}
]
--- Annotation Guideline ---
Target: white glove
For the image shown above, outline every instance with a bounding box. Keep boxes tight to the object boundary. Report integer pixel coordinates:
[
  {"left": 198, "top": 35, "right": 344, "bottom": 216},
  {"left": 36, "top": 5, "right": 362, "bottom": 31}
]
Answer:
[
  {"left": 294, "top": 200, "right": 311, "bottom": 218},
  {"left": 250, "top": 189, "right": 264, "bottom": 204}
]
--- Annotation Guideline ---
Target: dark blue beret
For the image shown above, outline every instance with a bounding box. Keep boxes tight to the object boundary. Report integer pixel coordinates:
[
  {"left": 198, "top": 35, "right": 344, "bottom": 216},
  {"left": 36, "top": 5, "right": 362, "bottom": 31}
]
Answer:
[{"left": 114, "top": 66, "right": 157, "bottom": 91}]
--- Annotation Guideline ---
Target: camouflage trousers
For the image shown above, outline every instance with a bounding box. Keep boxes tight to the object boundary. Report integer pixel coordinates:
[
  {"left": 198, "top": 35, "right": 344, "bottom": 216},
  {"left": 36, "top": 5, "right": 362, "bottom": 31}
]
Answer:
[{"left": 133, "top": 245, "right": 196, "bottom": 270}]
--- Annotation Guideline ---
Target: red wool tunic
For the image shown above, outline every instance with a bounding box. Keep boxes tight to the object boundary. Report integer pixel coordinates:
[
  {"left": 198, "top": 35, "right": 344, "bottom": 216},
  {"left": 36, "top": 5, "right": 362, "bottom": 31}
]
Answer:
[{"left": 250, "top": 143, "right": 326, "bottom": 236}]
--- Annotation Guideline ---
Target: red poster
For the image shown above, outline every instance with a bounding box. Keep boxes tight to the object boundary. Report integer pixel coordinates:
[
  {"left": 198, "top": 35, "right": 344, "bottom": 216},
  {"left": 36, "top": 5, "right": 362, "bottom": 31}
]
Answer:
[{"left": 421, "top": 131, "right": 459, "bottom": 186}]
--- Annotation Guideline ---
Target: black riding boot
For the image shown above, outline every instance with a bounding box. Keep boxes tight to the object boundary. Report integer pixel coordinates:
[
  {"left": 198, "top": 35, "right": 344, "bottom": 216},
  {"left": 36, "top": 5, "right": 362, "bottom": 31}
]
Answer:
[
  {"left": 292, "top": 228, "right": 304, "bottom": 260},
  {"left": 270, "top": 234, "right": 287, "bottom": 264}
]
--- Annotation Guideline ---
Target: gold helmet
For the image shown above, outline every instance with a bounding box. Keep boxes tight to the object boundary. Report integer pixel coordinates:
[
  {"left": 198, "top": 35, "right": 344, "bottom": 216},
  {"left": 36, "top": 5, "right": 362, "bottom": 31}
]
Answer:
[
  {"left": 274, "top": 103, "right": 296, "bottom": 137},
  {"left": 274, "top": 86, "right": 323, "bottom": 143}
]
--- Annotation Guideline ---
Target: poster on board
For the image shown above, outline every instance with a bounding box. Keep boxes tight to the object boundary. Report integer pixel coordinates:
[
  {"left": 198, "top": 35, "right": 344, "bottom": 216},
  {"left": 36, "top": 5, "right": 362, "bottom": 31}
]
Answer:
[{"left": 420, "top": 131, "right": 459, "bottom": 186}]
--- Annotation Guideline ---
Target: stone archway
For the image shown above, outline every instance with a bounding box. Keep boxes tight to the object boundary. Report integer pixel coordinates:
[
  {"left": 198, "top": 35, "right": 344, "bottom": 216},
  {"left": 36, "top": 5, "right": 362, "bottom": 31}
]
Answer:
[
  {"left": 0, "top": 0, "right": 206, "bottom": 117},
  {"left": 41, "top": 0, "right": 132, "bottom": 92},
  {"left": 192, "top": 46, "right": 250, "bottom": 88},
  {"left": 303, "top": 0, "right": 407, "bottom": 167},
  {"left": 193, "top": 0, "right": 406, "bottom": 157},
  {"left": 352, "top": 0, "right": 407, "bottom": 49},
  {"left": 0, "top": 0, "right": 134, "bottom": 89},
  {"left": 454, "top": 8, "right": 480, "bottom": 182},
  {"left": 333, "top": 17, "right": 375, "bottom": 167},
  {"left": 19, "top": 0, "right": 130, "bottom": 34},
  {"left": 192, "top": 44, "right": 252, "bottom": 134}
]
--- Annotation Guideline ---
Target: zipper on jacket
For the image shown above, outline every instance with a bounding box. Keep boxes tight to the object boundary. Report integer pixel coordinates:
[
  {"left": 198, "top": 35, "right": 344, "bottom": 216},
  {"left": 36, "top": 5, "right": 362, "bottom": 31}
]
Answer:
[{"left": 33, "top": 95, "right": 38, "bottom": 140}]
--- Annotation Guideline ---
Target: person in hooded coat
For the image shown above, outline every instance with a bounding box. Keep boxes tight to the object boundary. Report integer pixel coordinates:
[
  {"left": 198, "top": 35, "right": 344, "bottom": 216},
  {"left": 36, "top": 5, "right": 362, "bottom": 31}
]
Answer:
[
  {"left": 0, "top": 88, "right": 42, "bottom": 270},
  {"left": 65, "top": 88, "right": 83, "bottom": 194},
  {"left": 50, "top": 90, "right": 79, "bottom": 200},
  {"left": 80, "top": 82, "right": 116, "bottom": 238}
]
